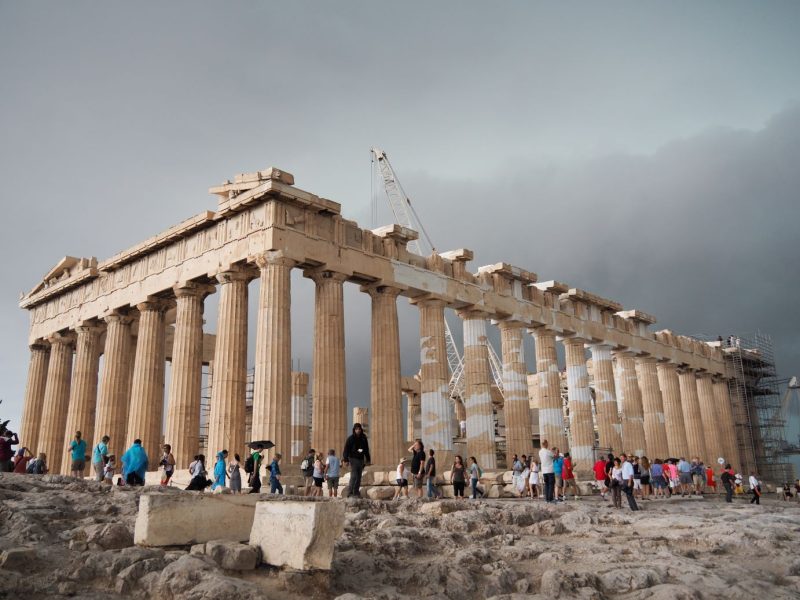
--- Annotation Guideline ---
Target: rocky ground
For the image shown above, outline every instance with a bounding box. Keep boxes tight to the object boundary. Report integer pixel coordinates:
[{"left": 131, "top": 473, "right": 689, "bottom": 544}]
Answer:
[{"left": 2, "top": 473, "right": 800, "bottom": 599}]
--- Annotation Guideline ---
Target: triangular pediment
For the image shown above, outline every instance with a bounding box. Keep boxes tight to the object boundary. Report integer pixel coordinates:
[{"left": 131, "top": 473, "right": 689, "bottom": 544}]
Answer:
[{"left": 27, "top": 256, "right": 98, "bottom": 296}]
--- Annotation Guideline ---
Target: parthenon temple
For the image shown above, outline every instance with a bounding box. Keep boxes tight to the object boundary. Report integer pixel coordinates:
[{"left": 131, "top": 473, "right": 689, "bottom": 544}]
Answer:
[{"left": 18, "top": 167, "right": 749, "bottom": 480}]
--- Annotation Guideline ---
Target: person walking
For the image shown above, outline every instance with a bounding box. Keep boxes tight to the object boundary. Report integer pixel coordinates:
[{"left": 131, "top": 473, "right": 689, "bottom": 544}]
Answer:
[
  {"left": 159, "top": 444, "right": 176, "bottom": 486},
  {"left": 539, "top": 440, "right": 556, "bottom": 503},
  {"left": 677, "top": 457, "right": 692, "bottom": 496},
  {"left": 325, "top": 449, "right": 341, "bottom": 497},
  {"left": 632, "top": 456, "right": 642, "bottom": 500},
  {"left": 594, "top": 457, "right": 608, "bottom": 499},
  {"left": 450, "top": 455, "right": 467, "bottom": 500},
  {"left": 211, "top": 450, "right": 229, "bottom": 491},
  {"left": 468, "top": 456, "right": 483, "bottom": 499},
  {"left": 553, "top": 448, "right": 564, "bottom": 501},
  {"left": 121, "top": 439, "right": 148, "bottom": 486},
  {"left": 92, "top": 435, "right": 110, "bottom": 482},
  {"left": 720, "top": 463, "right": 735, "bottom": 503},
  {"left": 343, "top": 423, "right": 370, "bottom": 498},
  {"left": 529, "top": 460, "right": 540, "bottom": 499},
  {"left": 227, "top": 453, "right": 242, "bottom": 493},
  {"left": 706, "top": 464, "right": 717, "bottom": 495},
  {"left": 521, "top": 455, "right": 531, "bottom": 498},
  {"left": 511, "top": 454, "right": 523, "bottom": 496},
  {"left": 426, "top": 449, "right": 441, "bottom": 499},
  {"left": 394, "top": 457, "right": 409, "bottom": 499},
  {"left": 187, "top": 454, "right": 210, "bottom": 491},
  {"left": 691, "top": 458, "right": 705, "bottom": 495},
  {"left": 67, "top": 431, "right": 87, "bottom": 479},
  {"left": 248, "top": 445, "right": 264, "bottom": 494},
  {"left": 301, "top": 448, "right": 316, "bottom": 496},
  {"left": 408, "top": 439, "right": 426, "bottom": 498},
  {"left": 311, "top": 452, "right": 325, "bottom": 497},
  {"left": 620, "top": 454, "right": 639, "bottom": 511},
  {"left": 562, "top": 452, "right": 578, "bottom": 501},
  {"left": 650, "top": 459, "right": 665, "bottom": 499},
  {"left": 269, "top": 453, "right": 284, "bottom": 494},
  {"left": 610, "top": 458, "right": 623, "bottom": 508},
  {"left": 749, "top": 472, "right": 761, "bottom": 505},
  {"left": 667, "top": 459, "right": 680, "bottom": 495},
  {"left": 639, "top": 456, "right": 652, "bottom": 500}
]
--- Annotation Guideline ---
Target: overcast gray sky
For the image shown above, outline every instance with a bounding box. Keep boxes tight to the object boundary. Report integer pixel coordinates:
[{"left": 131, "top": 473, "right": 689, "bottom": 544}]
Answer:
[{"left": 1, "top": 2, "right": 798, "bottom": 458}]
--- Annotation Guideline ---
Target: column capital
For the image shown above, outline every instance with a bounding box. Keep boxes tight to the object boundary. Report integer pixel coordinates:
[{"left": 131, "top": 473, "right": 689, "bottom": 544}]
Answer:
[
  {"left": 634, "top": 354, "right": 658, "bottom": 364},
  {"left": 47, "top": 331, "right": 76, "bottom": 346},
  {"left": 74, "top": 321, "right": 103, "bottom": 336},
  {"left": 495, "top": 319, "right": 526, "bottom": 331},
  {"left": 135, "top": 297, "right": 173, "bottom": 313},
  {"left": 215, "top": 264, "right": 257, "bottom": 285},
  {"left": 29, "top": 339, "right": 50, "bottom": 352},
  {"left": 173, "top": 281, "right": 216, "bottom": 299},
  {"left": 251, "top": 251, "right": 298, "bottom": 270},
  {"left": 558, "top": 335, "right": 588, "bottom": 347},
  {"left": 456, "top": 307, "right": 492, "bottom": 320},
  {"left": 529, "top": 326, "right": 556, "bottom": 340},
  {"left": 362, "top": 283, "right": 402, "bottom": 299},
  {"left": 588, "top": 342, "right": 614, "bottom": 352},
  {"left": 410, "top": 295, "right": 447, "bottom": 309},
  {"left": 305, "top": 269, "right": 349, "bottom": 285},
  {"left": 102, "top": 310, "right": 134, "bottom": 326}
]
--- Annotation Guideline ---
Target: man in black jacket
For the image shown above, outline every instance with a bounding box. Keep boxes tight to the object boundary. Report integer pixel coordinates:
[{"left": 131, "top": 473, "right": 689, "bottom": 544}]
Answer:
[{"left": 343, "top": 423, "right": 371, "bottom": 498}]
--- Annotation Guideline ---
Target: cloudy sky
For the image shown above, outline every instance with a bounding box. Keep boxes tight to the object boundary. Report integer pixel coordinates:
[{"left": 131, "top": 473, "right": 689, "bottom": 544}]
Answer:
[{"left": 1, "top": 2, "right": 798, "bottom": 457}]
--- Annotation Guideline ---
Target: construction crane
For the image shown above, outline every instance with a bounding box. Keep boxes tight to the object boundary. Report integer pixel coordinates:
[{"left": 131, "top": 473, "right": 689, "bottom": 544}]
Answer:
[{"left": 370, "top": 148, "right": 505, "bottom": 400}]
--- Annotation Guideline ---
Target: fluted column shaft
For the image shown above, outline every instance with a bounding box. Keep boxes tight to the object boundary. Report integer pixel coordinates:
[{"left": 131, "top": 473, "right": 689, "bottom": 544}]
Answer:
[
  {"left": 500, "top": 322, "right": 532, "bottom": 461},
  {"left": 615, "top": 353, "right": 646, "bottom": 456},
  {"left": 290, "top": 371, "right": 310, "bottom": 462},
  {"left": 165, "top": 284, "right": 209, "bottom": 468},
  {"left": 251, "top": 254, "right": 295, "bottom": 459},
  {"left": 369, "top": 285, "right": 403, "bottom": 465},
  {"left": 19, "top": 342, "right": 50, "bottom": 452},
  {"left": 407, "top": 393, "right": 421, "bottom": 442},
  {"left": 61, "top": 325, "right": 101, "bottom": 474},
  {"left": 310, "top": 271, "right": 348, "bottom": 457},
  {"left": 95, "top": 313, "right": 133, "bottom": 457},
  {"left": 418, "top": 299, "right": 454, "bottom": 465},
  {"left": 636, "top": 357, "right": 669, "bottom": 459},
  {"left": 460, "top": 311, "right": 496, "bottom": 469},
  {"left": 589, "top": 344, "right": 622, "bottom": 453},
  {"left": 38, "top": 334, "right": 74, "bottom": 469},
  {"left": 677, "top": 369, "right": 708, "bottom": 460},
  {"left": 657, "top": 362, "right": 689, "bottom": 458},
  {"left": 696, "top": 373, "right": 723, "bottom": 463},
  {"left": 208, "top": 269, "right": 250, "bottom": 458},
  {"left": 532, "top": 329, "right": 567, "bottom": 451},
  {"left": 563, "top": 338, "right": 594, "bottom": 479},
  {"left": 713, "top": 378, "right": 740, "bottom": 470}
]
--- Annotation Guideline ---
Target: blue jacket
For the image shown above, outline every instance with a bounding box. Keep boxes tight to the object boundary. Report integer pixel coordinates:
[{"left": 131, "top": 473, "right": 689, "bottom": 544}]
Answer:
[{"left": 121, "top": 443, "right": 148, "bottom": 479}]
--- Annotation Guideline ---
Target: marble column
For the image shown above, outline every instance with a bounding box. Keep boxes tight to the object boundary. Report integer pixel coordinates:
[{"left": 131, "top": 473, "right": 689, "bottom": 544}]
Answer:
[
  {"left": 713, "top": 378, "right": 740, "bottom": 470},
  {"left": 406, "top": 392, "right": 421, "bottom": 442},
  {"left": 589, "top": 344, "right": 622, "bottom": 453},
  {"left": 696, "top": 372, "right": 723, "bottom": 463},
  {"left": 677, "top": 369, "right": 708, "bottom": 460},
  {"left": 636, "top": 356, "right": 669, "bottom": 459},
  {"left": 532, "top": 328, "right": 567, "bottom": 452},
  {"left": 563, "top": 337, "right": 595, "bottom": 479},
  {"left": 60, "top": 324, "right": 102, "bottom": 474},
  {"left": 19, "top": 342, "right": 50, "bottom": 453},
  {"left": 126, "top": 300, "right": 168, "bottom": 465},
  {"left": 207, "top": 268, "right": 250, "bottom": 458},
  {"left": 418, "top": 299, "right": 454, "bottom": 465},
  {"left": 165, "top": 283, "right": 210, "bottom": 468},
  {"left": 38, "top": 333, "right": 74, "bottom": 472},
  {"left": 310, "top": 271, "right": 348, "bottom": 457},
  {"left": 459, "top": 310, "right": 496, "bottom": 469},
  {"left": 290, "top": 371, "right": 310, "bottom": 462},
  {"left": 614, "top": 352, "right": 646, "bottom": 456},
  {"left": 251, "top": 253, "right": 295, "bottom": 460},
  {"left": 499, "top": 321, "right": 532, "bottom": 460},
  {"left": 368, "top": 285, "right": 403, "bottom": 465},
  {"left": 656, "top": 362, "right": 689, "bottom": 458},
  {"left": 95, "top": 312, "right": 133, "bottom": 457}
]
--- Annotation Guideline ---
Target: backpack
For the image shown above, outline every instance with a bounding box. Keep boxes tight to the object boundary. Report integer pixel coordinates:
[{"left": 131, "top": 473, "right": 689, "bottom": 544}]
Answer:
[
  {"left": 300, "top": 458, "right": 310, "bottom": 472},
  {"left": 244, "top": 455, "right": 255, "bottom": 474}
]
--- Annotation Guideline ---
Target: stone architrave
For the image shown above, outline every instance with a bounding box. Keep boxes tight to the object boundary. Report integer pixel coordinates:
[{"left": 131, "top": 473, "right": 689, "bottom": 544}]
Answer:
[
  {"left": 499, "top": 321, "right": 532, "bottom": 460},
  {"left": 95, "top": 312, "right": 134, "bottom": 457},
  {"left": 208, "top": 267, "right": 251, "bottom": 459},
  {"left": 713, "top": 378, "right": 740, "bottom": 470},
  {"left": 18, "top": 342, "right": 50, "bottom": 452},
  {"left": 418, "top": 299, "right": 454, "bottom": 466},
  {"left": 589, "top": 344, "right": 622, "bottom": 453},
  {"left": 657, "top": 362, "right": 689, "bottom": 458},
  {"left": 562, "top": 338, "right": 594, "bottom": 479},
  {"left": 126, "top": 300, "right": 169, "bottom": 463},
  {"left": 459, "top": 310, "right": 496, "bottom": 469},
  {"left": 677, "top": 369, "right": 708, "bottom": 461},
  {"left": 61, "top": 324, "right": 102, "bottom": 474},
  {"left": 165, "top": 283, "right": 211, "bottom": 469},
  {"left": 696, "top": 373, "right": 724, "bottom": 464},
  {"left": 251, "top": 253, "right": 295, "bottom": 460},
  {"left": 636, "top": 356, "right": 669, "bottom": 459},
  {"left": 614, "top": 352, "right": 646, "bottom": 456},
  {"left": 532, "top": 328, "right": 567, "bottom": 452},
  {"left": 290, "top": 371, "right": 310, "bottom": 462},
  {"left": 309, "top": 271, "right": 348, "bottom": 457},
  {"left": 38, "top": 333, "right": 74, "bottom": 473}
]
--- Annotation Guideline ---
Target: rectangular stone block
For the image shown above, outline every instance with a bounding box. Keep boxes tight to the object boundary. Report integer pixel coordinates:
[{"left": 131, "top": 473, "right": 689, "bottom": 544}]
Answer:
[
  {"left": 134, "top": 493, "right": 262, "bottom": 546},
  {"left": 249, "top": 500, "right": 345, "bottom": 570}
]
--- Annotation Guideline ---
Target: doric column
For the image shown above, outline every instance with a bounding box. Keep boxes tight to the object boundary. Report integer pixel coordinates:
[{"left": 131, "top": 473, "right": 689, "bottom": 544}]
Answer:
[
  {"left": 165, "top": 283, "right": 211, "bottom": 468},
  {"left": 207, "top": 267, "right": 251, "bottom": 458},
  {"left": 614, "top": 352, "right": 646, "bottom": 456},
  {"left": 459, "top": 310, "right": 496, "bottom": 469},
  {"left": 60, "top": 324, "right": 102, "bottom": 474},
  {"left": 677, "top": 369, "right": 708, "bottom": 460},
  {"left": 656, "top": 362, "right": 689, "bottom": 458},
  {"left": 18, "top": 342, "right": 50, "bottom": 452},
  {"left": 95, "top": 312, "right": 133, "bottom": 457},
  {"left": 563, "top": 337, "right": 594, "bottom": 479},
  {"left": 407, "top": 392, "right": 421, "bottom": 442},
  {"left": 309, "top": 271, "right": 348, "bottom": 457},
  {"left": 499, "top": 321, "right": 532, "bottom": 461},
  {"left": 126, "top": 300, "right": 168, "bottom": 465},
  {"left": 251, "top": 253, "right": 295, "bottom": 460},
  {"left": 636, "top": 356, "right": 669, "bottom": 459},
  {"left": 713, "top": 378, "right": 740, "bottom": 469},
  {"left": 696, "top": 372, "right": 723, "bottom": 463},
  {"left": 290, "top": 371, "right": 310, "bottom": 462},
  {"left": 368, "top": 285, "right": 403, "bottom": 465},
  {"left": 38, "top": 333, "right": 74, "bottom": 471},
  {"left": 418, "top": 299, "right": 454, "bottom": 465},
  {"left": 532, "top": 328, "right": 567, "bottom": 452},
  {"left": 589, "top": 344, "right": 622, "bottom": 453}
]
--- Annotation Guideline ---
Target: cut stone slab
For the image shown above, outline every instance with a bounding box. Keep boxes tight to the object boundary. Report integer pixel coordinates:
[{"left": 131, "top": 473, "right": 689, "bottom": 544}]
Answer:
[
  {"left": 249, "top": 500, "right": 346, "bottom": 570},
  {"left": 135, "top": 492, "right": 262, "bottom": 546}
]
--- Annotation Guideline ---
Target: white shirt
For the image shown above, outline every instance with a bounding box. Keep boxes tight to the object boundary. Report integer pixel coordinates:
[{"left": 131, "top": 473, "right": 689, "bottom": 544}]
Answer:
[
  {"left": 749, "top": 475, "right": 759, "bottom": 490},
  {"left": 396, "top": 464, "right": 407, "bottom": 481},
  {"left": 621, "top": 461, "right": 635, "bottom": 481},
  {"left": 539, "top": 448, "right": 554, "bottom": 474}
]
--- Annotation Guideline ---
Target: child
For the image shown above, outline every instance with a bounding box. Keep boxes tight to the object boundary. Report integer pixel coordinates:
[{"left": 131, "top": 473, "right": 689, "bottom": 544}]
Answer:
[{"left": 104, "top": 455, "right": 116, "bottom": 485}]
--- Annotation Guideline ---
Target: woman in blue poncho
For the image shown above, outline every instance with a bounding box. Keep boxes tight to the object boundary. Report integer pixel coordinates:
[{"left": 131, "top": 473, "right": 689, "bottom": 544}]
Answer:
[
  {"left": 211, "top": 450, "right": 229, "bottom": 490},
  {"left": 121, "top": 439, "right": 149, "bottom": 486}
]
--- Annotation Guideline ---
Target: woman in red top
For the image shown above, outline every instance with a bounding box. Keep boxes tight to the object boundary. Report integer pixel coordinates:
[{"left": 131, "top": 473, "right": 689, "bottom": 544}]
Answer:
[
  {"left": 706, "top": 466, "right": 717, "bottom": 494},
  {"left": 593, "top": 459, "right": 608, "bottom": 499}
]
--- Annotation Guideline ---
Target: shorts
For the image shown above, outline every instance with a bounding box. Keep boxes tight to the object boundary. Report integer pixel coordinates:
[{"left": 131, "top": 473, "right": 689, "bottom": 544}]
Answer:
[
  {"left": 313, "top": 477, "right": 324, "bottom": 488},
  {"left": 413, "top": 476, "right": 424, "bottom": 489},
  {"left": 304, "top": 475, "right": 314, "bottom": 487},
  {"left": 71, "top": 459, "right": 86, "bottom": 472},
  {"left": 555, "top": 475, "right": 563, "bottom": 488},
  {"left": 640, "top": 475, "right": 650, "bottom": 486},
  {"left": 396, "top": 478, "right": 408, "bottom": 487},
  {"left": 692, "top": 474, "right": 704, "bottom": 487},
  {"left": 679, "top": 473, "right": 692, "bottom": 485},
  {"left": 633, "top": 479, "right": 641, "bottom": 490},
  {"left": 327, "top": 477, "right": 339, "bottom": 488},
  {"left": 453, "top": 481, "right": 465, "bottom": 497},
  {"left": 652, "top": 478, "right": 663, "bottom": 489},
  {"left": 670, "top": 478, "right": 680, "bottom": 488}
]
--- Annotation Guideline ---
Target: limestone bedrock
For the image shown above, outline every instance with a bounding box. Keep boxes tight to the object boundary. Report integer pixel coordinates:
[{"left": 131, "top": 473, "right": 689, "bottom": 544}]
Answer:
[{"left": 249, "top": 500, "right": 346, "bottom": 571}]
